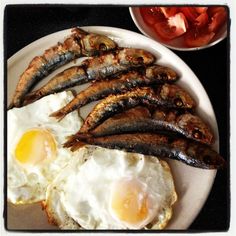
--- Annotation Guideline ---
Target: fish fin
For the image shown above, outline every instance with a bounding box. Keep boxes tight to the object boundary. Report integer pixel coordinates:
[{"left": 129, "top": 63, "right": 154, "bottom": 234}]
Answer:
[
  {"left": 50, "top": 109, "right": 67, "bottom": 122},
  {"left": 7, "top": 101, "right": 14, "bottom": 110},
  {"left": 63, "top": 133, "right": 91, "bottom": 148},
  {"left": 63, "top": 134, "right": 79, "bottom": 148},
  {"left": 70, "top": 141, "right": 87, "bottom": 152}
]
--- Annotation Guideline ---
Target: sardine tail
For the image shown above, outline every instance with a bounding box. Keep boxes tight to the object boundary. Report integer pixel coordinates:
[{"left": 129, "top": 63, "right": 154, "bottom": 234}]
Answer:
[
  {"left": 23, "top": 92, "right": 40, "bottom": 106},
  {"left": 50, "top": 109, "right": 67, "bottom": 121}
]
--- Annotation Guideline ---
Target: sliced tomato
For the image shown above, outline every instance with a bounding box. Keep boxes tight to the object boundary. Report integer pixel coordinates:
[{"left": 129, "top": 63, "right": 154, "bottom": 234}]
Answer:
[
  {"left": 195, "top": 12, "right": 209, "bottom": 28},
  {"left": 184, "top": 29, "right": 215, "bottom": 47},
  {"left": 194, "top": 7, "right": 208, "bottom": 14},
  {"left": 168, "top": 12, "right": 188, "bottom": 30},
  {"left": 180, "top": 7, "right": 199, "bottom": 22},
  {"left": 208, "top": 9, "right": 227, "bottom": 32},
  {"left": 140, "top": 7, "right": 165, "bottom": 25},
  {"left": 154, "top": 13, "right": 188, "bottom": 40},
  {"left": 159, "top": 7, "right": 178, "bottom": 18},
  {"left": 208, "top": 6, "right": 226, "bottom": 17},
  {"left": 140, "top": 7, "right": 157, "bottom": 25}
]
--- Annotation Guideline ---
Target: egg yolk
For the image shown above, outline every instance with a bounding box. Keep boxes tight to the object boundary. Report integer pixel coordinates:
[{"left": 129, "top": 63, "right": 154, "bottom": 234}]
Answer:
[
  {"left": 111, "top": 179, "right": 149, "bottom": 226},
  {"left": 15, "top": 129, "right": 57, "bottom": 165}
]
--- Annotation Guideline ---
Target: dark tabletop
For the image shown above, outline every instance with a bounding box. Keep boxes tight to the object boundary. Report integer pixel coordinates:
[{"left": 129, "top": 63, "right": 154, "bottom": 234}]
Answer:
[{"left": 4, "top": 5, "right": 230, "bottom": 232}]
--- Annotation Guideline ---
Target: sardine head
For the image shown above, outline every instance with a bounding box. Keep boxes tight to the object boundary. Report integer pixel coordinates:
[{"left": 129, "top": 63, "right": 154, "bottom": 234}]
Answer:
[
  {"left": 159, "top": 84, "right": 196, "bottom": 109},
  {"left": 145, "top": 65, "right": 178, "bottom": 82},
  {"left": 81, "top": 34, "right": 117, "bottom": 55},
  {"left": 118, "top": 48, "right": 155, "bottom": 67}
]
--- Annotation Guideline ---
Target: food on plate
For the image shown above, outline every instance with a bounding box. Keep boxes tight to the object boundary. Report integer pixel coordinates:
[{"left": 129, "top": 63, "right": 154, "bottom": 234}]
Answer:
[
  {"left": 64, "top": 133, "right": 225, "bottom": 169},
  {"left": 23, "top": 48, "right": 155, "bottom": 106},
  {"left": 7, "top": 91, "right": 83, "bottom": 204},
  {"left": 78, "top": 84, "right": 196, "bottom": 133},
  {"left": 50, "top": 65, "right": 178, "bottom": 121},
  {"left": 44, "top": 145, "right": 177, "bottom": 229},
  {"left": 9, "top": 28, "right": 117, "bottom": 109},
  {"left": 7, "top": 26, "right": 225, "bottom": 230},
  {"left": 140, "top": 6, "right": 227, "bottom": 47},
  {"left": 73, "top": 106, "right": 213, "bottom": 145}
]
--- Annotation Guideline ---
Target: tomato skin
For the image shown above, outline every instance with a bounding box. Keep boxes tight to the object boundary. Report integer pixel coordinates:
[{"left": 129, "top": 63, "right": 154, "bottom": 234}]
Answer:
[
  {"left": 154, "top": 13, "right": 187, "bottom": 40},
  {"left": 208, "top": 9, "right": 227, "bottom": 32},
  {"left": 153, "top": 22, "right": 176, "bottom": 40},
  {"left": 180, "top": 7, "right": 198, "bottom": 22},
  {"left": 159, "top": 7, "right": 178, "bottom": 18},
  {"left": 140, "top": 7, "right": 165, "bottom": 25},
  {"left": 140, "top": 7, "right": 157, "bottom": 25},
  {"left": 184, "top": 29, "right": 215, "bottom": 47},
  {"left": 208, "top": 6, "right": 226, "bottom": 17},
  {"left": 195, "top": 12, "right": 209, "bottom": 28},
  {"left": 195, "top": 7, "right": 208, "bottom": 14}
]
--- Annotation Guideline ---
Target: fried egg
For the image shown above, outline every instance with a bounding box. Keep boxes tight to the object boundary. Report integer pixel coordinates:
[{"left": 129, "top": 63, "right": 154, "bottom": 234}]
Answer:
[
  {"left": 7, "top": 91, "right": 83, "bottom": 204},
  {"left": 45, "top": 145, "right": 177, "bottom": 230}
]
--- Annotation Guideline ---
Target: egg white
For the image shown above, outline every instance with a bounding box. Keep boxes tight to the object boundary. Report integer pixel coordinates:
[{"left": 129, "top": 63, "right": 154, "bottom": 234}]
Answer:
[
  {"left": 7, "top": 91, "right": 83, "bottom": 204},
  {"left": 45, "top": 145, "right": 177, "bottom": 230}
]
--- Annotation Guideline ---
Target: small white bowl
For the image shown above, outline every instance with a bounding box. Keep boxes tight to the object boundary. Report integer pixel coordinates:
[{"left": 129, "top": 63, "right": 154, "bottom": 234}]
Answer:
[{"left": 129, "top": 7, "right": 227, "bottom": 51}]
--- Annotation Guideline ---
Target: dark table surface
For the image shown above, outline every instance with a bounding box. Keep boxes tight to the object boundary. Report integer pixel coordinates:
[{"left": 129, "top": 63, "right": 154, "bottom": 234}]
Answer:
[{"left": 4, "top": 5, "right": 229, "bottom": 231}]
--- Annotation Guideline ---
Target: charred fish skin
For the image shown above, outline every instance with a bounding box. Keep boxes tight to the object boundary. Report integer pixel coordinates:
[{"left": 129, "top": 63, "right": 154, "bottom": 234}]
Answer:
[
  {"left": 79, "top": 87, "right": 156, "bottom": 133},
  {"left": 66, "top": 107, "right": 151, "bottom": 142},
  {"left": 22, "top": 48, "right": 156, "bottom": 107},
  {"left": 86, "top": 108, "right": 213, "bottom": 145},
  {"left": 23, "top": 67, "right": 88, "bottom": 105},
  {"left": 50, "top": 65, "right": 178, "bottom": 121},
  {"left": 9, "top": 28, "right": 117, "bottom": 109},
  {"left": 81, "top": 48, "right": 155, "bottom": 81},
  {"left": 64, "top": 133, "right": 225, "bottom": 169},
  {"left": 79, "top": 85, "right": 196, "bottom": 133},
  {"left": 49, "top": 71, "right": 144, "bottom": 120}
]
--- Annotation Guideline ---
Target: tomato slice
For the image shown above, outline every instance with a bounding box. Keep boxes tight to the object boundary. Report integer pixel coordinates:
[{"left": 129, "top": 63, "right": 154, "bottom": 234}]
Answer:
[
  {"left": 140, "top": 7, "right": 157, "bottom": 25},
  {"left": 194, "top": 7, "right": 208, "bottom": 14},
  {"left": 140, "top": 7, "right": 165, "bottom": 25},
  {"left": 208, "top": 6, "right": 226, "bottom": 17},
  {"left": 154, "top": 13, "right": 188, "bottom": 40},
  {"left": 184, "top": 29, "right": 215, "bottom": 47},
  {"left": 195, "top": 12, "right": 209, "bottom": 28},
  {"left": 159, "top": 7, "right": 178, "bottom": 18},
  {"left": 208, "top": 9, "right": 227, "bottom": 32},
  {"left": 180, "top": 7, "right": 198, "bottom": 22}
]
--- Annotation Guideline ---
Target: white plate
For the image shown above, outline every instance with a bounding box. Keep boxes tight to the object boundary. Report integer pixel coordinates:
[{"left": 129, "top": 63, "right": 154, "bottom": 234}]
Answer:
[{"left": 7, "top": 26, "right": 219, "bottom": 230}]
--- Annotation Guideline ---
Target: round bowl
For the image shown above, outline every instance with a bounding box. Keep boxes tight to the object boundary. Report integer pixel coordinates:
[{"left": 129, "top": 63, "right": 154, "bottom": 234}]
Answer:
[{"left": 129, "top": 7, "right": 227, "bottom": 51}]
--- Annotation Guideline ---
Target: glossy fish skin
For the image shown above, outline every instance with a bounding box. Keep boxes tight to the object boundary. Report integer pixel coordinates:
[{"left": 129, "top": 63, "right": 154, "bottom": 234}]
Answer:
[
  {"left": 23, "top": 48, "right": 155, "bottom": 106},
  {"left": 9, "top": 28, "right": 117, "bottom": 109},
  {"left": 50, "top": 65, "right": 178, "bottom": 121},
  {"left": 23, "top": 67, "right": 88, "bottom": 105},
  {"left": 79, "top": 85, "right": 196, "bottom": 133},
  {"left": 81, "top": 108, "right": 213, "bottom": 145},
  {"left": 64, "top": 133, "right": 225, "bottom": 169},
  {"left": 83, "top": 48, "right": 155, "bottom": 80}
]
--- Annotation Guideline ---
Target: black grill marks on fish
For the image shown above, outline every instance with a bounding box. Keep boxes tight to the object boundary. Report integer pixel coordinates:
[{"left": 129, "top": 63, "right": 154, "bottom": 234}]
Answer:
[
  {"left": 79, "top": 84, "right": 196, "bottom": 133},
  {"left": 9, "top": 28, "right": 117, "bottom": 109},
  {"left": 64, "top": 133, "right": 225, "bottom": 170},
  {"left": 49, "top": 65, "right": 178, "bottom": 121},
  {"left": 22, "top": 48, "right": 155, "bottom": 106}
]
